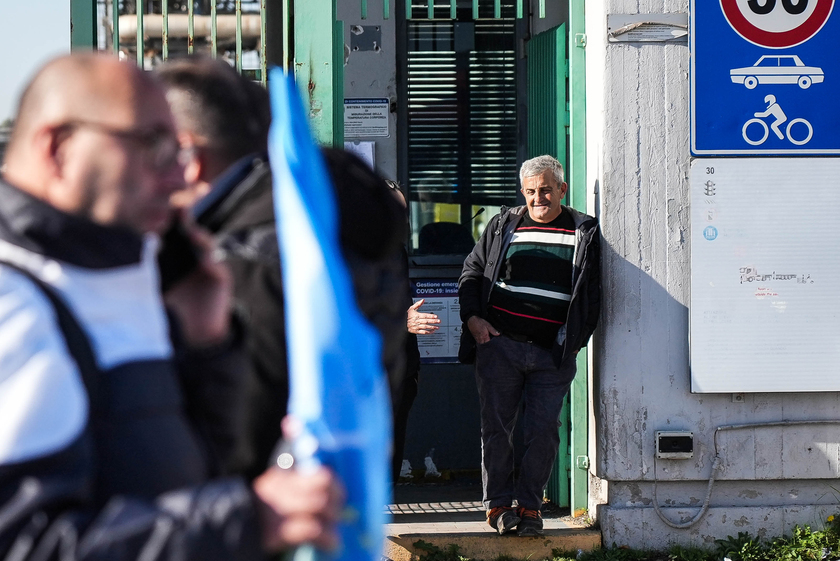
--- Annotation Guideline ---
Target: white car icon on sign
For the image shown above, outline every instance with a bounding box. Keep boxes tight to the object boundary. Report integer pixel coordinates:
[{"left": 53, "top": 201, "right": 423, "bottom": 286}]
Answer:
[{"left": 730, "top": 55, "right": 824, "bottom": 90}]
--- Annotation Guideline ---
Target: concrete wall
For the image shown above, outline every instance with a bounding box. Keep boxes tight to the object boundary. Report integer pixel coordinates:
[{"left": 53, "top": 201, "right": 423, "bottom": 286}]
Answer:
[{"left": 590, "top": 0, "right": 840, "bottom": 550}]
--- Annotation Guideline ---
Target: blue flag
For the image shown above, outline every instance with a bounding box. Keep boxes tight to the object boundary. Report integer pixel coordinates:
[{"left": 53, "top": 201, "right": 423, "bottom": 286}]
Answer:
[{"left": 268, "top": 68, "right": 392, "bottom": 561}]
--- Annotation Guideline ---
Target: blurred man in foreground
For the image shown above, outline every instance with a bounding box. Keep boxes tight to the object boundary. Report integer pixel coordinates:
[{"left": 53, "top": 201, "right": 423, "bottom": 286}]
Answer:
[{"left": 0, "top": 53, "right": 341, "bottom": 560}]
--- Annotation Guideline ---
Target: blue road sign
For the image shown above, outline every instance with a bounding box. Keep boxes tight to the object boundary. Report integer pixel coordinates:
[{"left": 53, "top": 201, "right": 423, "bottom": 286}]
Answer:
[{"left": 691, "top": 0, "right": 840, "bottom": 155}]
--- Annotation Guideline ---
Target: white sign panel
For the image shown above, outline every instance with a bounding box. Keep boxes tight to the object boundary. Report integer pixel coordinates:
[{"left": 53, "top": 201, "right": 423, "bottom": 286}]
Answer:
[
  {"left": 690, "top": 158, "right": 840, "bottom": 393},
  {"left": 412, "top": 280, "right": 461, "bottom": 363},
  {"left": 344, "top": 98, "right": 389, "bottom": 138}
]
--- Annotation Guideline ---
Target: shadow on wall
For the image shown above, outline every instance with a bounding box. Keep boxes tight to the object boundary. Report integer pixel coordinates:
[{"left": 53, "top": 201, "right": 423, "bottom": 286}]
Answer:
[{"left": 593, "top": 233, "right": 691, "bottom": 479}]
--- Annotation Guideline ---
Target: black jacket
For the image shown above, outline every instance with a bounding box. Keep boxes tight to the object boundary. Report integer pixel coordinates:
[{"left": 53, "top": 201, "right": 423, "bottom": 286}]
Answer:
[
  {"left": 199, "top": 155, "right": 289, "bottom": 479},
  {"left": 0, "top": 179, "right": 265, "bottom": 561},
  {"left": 199, "top": 150, "right": 410, "bottom": 479},
  {"left": 458, "top": 204, "right": 601, "bottom": 365}
]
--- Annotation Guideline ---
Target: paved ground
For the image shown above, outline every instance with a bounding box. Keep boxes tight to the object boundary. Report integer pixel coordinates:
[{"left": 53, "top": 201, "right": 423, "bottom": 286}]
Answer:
[{"left": 384, "top": 474, "right": 601, "bottom": 560}]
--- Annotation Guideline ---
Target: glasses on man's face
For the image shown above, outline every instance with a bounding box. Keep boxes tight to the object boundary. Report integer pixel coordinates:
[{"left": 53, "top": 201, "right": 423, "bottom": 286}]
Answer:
[{"left": 56, "top": 120, "right": 189, "bottom": 172}]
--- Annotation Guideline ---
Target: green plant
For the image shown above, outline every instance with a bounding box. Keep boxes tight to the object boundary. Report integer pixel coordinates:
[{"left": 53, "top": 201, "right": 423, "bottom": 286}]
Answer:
[
  {"left": 414, "top": 523, "right": 840, "bottom": 561},
  {"left": 413, "top": 540, "right": 468, "bottom": 561},
  {"left": 766, "top": 524, "right": 840, "bottom": 561},
  {"left": 665, "top": 545, "right": 715, "bottom": 561},
  {"left": 714, "top": 531, "right": 765, "bottom": 561},
  {"left": 575, "top": 546, "right": 651, "bottom": 561},
  {"left": 551, "top": 548, "right": 580, "bottom": 561}
]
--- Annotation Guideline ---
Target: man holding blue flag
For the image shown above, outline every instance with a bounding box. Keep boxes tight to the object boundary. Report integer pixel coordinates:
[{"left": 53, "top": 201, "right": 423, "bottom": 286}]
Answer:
[{"left": 158, "top": 56, "right": 406, "bottom": 561}]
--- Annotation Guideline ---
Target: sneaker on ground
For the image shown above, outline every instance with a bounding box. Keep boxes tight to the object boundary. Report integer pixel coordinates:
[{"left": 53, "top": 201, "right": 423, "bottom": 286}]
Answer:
[
  {"left": 516, "top": 507, "right": 544, "bottom": 536},
  {"left": 486, "top": 506, "right": 521, "bottom": 535}
]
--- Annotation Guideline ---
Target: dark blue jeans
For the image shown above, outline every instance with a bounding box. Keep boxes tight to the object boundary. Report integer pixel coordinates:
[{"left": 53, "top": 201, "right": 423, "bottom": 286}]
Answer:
[{"left": 475, "top": 334, "right": 577, "bottom": 511}]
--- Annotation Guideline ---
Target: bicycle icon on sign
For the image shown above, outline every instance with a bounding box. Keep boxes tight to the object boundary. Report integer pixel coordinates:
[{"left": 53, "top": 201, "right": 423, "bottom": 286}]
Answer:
[{"left": 741, "top": 95, "right": 813, "bottom": 146}]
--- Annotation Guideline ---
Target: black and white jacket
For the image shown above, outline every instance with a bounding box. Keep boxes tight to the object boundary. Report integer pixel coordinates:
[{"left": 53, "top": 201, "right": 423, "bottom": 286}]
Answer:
[
  {"left": 458, "top": 204, "right": 601, "bottom": 365},
  {"left": 0, "top": 178, "right": 265, "bottom": 560}
]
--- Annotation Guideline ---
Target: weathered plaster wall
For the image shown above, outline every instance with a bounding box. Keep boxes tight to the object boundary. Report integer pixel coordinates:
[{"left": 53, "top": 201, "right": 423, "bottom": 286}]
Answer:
[
  {"left": 338, "top": 0, "right": 398, "bottom": 180},
  {"left": 592, "top": 0, "right": 840, "bottom": 550}
]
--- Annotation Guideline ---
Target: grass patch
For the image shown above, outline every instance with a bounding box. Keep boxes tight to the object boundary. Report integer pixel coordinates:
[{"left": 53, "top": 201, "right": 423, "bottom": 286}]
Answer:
[{"left": 411, "top": 516, "right": 840, "bottom": 561}]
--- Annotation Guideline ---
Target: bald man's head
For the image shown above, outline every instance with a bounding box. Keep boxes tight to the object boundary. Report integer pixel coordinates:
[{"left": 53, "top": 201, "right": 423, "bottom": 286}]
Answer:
[
  {"left": 7, "top": 54, "right": 173, "bottom": 161},
  {"left": 2, "top": 53, "right": 185, "bottom": 234}
]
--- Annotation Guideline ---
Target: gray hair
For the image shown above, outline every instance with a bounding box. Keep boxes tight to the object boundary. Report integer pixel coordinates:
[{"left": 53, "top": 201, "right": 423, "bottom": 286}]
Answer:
[{"left": 519, "top": 155, "right": 565, "bottom": 185}]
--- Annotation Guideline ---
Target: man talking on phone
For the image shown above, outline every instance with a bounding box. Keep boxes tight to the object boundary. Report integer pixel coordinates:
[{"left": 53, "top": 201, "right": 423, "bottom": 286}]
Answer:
[{"left": 0, "top": 53, "right": 342, "bottom": 560}]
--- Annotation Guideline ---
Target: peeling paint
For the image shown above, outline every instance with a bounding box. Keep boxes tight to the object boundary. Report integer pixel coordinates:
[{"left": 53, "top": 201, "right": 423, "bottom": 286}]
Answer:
[
  {"left": 733, "top": 516, "right": 750, "bottom": 527},
  {"left": 739, "top": 490, "right": 759, "bottom": 499}
]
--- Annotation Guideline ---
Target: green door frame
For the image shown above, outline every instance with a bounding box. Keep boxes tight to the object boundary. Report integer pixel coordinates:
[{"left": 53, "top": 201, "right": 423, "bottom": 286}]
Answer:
[{"left": 567, "top": 0, "right": 588, "bottom": 517}]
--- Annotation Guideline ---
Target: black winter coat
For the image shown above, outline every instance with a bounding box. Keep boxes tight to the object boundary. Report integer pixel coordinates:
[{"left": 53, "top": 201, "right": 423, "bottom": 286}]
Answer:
[
  {"left": 201, "top": 150, "right": 410, "bottom": 479},
  {"left": 0, "top": 179, "right": 265, "bottom": 561},
  {"left": 458, "top": 204, "right": 601, "bottom": 365}
]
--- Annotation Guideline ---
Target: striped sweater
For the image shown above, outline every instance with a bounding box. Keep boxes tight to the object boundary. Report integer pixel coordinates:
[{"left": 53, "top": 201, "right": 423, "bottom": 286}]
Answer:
[{"left": 487, "top": 212, "right": 575, "bottom": 348}]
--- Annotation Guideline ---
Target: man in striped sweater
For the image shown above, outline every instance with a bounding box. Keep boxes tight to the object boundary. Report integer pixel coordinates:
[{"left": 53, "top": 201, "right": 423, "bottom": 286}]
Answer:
[{"left": 458, "top": 155, "right": 600, "bottom": 537}]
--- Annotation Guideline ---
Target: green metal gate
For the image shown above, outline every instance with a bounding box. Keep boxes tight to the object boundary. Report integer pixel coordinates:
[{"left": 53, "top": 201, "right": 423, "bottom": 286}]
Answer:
[{"left": 68, "top": 0, "right": 590, "bottom": 515}]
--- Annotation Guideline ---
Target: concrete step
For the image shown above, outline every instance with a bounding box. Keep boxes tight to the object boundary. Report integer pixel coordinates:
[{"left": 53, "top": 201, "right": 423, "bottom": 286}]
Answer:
[{"left": 384, "top": 497, "right": 601, "bottom": 561}]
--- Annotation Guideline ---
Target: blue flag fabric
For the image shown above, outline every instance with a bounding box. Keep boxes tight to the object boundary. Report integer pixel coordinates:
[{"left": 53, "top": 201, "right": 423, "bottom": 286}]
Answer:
[{"left": 268, "top": 68, "right": 392, "bottom": 561}]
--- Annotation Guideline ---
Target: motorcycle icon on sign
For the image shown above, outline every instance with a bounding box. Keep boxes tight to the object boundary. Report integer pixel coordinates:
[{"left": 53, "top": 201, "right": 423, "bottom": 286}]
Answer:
[{"left": 742, "top": 95, "right": 813, "bottom": 146}]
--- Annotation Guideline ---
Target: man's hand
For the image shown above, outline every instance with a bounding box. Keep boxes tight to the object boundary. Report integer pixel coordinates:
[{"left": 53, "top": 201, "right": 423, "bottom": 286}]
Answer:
[
  {"left": 407, "top": 299, "right": 441, "bottom": 335},
  {"left": 467, "top": 315, "right": 499, "bottom": 344},
  {"left": 252, "top": 466, "right": 345, "bottom": 553},
  {"left": 163, "top": 224, "right": 232, "bottom": 347}
]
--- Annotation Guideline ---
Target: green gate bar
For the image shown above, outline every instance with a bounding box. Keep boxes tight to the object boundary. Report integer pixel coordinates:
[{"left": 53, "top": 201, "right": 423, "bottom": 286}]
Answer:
[
  {"left": 162, "top": 0, "right": 169, "bottom": 60},
  {"left": 260, "top": 0, "right": 267, "bottom": 83},
  {"left": 188, "top": 0, "right": 195, "bottom": 54},
  {"left": 137, "top": 0, "right": 145, "bottom": 67},
  {"left": 71, "top": 0, "right": 97, "bottom": 50},
  {"left": 236, "top": 0, "right": 243, "bottom": 73},
  {"left": 112, "top": 0, "right": 119, "bottom": 54},
  {"left": 294, "top": 0, "right": 343, "bottom": 146},
  {"left": 211, "top": 1, "right": 218, "bottom": 58}
]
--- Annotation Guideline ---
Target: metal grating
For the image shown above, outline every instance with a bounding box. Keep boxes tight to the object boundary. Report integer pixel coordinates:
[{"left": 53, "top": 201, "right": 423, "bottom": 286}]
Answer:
[{"left": 405, "top": 11, "right": 517, "bottom": 210}]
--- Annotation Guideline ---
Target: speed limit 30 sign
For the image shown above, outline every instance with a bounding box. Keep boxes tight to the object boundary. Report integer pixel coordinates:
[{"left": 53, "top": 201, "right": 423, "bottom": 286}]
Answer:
[
  {"left": 721, "top": 0, "right": 833, "bottom": 47},
  {"left": 692, "top": 0, "right": 840, "bottom": 154}
]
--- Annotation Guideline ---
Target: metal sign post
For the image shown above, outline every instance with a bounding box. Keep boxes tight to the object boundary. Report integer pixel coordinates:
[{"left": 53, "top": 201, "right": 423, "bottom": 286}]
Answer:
[{"left": 691, "top": 0, "right": 840, "bottom": 155}]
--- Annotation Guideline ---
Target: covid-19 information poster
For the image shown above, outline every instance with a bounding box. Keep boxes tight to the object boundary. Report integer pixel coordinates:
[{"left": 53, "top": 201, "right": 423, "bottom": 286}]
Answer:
[{"left": 411, "top": 279, "right": 461, "bottom": 363}]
